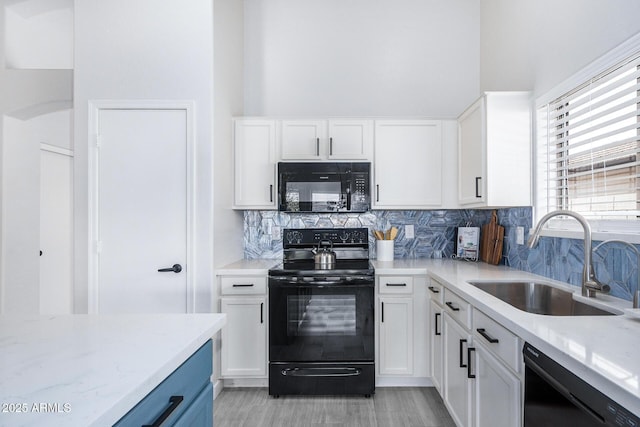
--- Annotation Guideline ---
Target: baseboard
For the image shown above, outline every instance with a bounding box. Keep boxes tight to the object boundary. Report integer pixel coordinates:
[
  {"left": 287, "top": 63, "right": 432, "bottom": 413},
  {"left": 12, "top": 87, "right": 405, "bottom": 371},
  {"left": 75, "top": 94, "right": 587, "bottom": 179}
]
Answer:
[
  {"left": 375, "top": 377, "right": 433, "bottom": 387},
  {"left": 212, "top": 378, "right": 224, "bottom": 400},
  {"left": 222, "top": 378, "right": 269, "bottom": 388}
]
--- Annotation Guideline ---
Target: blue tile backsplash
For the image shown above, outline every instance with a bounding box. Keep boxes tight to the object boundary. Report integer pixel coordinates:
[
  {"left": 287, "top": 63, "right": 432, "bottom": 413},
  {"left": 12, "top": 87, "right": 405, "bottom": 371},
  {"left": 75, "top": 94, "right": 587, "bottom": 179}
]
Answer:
[{"left": 243, "top": 208, "right": 639, "bottom": 302}]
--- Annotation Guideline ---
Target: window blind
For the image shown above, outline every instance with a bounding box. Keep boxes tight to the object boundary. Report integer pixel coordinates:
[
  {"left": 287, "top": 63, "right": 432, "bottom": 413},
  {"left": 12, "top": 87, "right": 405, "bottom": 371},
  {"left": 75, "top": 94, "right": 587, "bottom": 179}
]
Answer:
[{"left": 537, "top": 52, "right": 640, "bottom": 222}]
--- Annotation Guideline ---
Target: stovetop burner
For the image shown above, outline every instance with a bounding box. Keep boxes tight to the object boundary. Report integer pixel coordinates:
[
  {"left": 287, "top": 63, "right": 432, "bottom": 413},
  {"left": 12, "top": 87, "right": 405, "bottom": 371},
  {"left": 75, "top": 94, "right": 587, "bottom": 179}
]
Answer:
[
  {"left": 269, "top": 259, "right": 374, "bottom": 278},
  {"left": 269, "top": 228, "right": 374, "bottom": 278}
]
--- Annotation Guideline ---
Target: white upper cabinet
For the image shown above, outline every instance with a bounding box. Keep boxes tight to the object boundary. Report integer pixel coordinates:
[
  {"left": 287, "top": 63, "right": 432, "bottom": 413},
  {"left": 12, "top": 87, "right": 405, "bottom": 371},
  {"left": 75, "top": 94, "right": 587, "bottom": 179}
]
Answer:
[
  {"left": 457, "top": 92, "right": 531, "bottom": 207},
  {"left": 373, "top": 120, "right": 443, "bottom": 209},
  {"left": 280, "top": 120, "right": 327, "bottom": 160},
  {"left": 327, "top": 119, "right": 373, "bottom": 159},
  {"left": 233, "top": 119, "right": 277, "bottom": 209},
  {"left": 280, "top": 119, "right": 373, "bottom": 160}
]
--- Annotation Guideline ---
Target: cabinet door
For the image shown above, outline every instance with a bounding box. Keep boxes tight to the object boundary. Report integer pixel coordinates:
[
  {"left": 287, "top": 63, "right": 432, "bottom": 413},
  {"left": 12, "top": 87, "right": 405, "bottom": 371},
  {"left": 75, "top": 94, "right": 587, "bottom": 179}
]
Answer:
[
  {"left": 472, "top": 341, "right": 521, "bottom": 427},
  {"left": 378, "top": 296, "right": 413, "bottom": 376},
  {"left": 458, "top": 98, "right": 485, "bottom": 205},
  {"left": 280, "top": 120, "right": 327, "bottom": 160},
  {"left": 220, "top": 297, "right": 267, "bottom": 377},
  {"left": 233, "top": 120, "right": 277, "bottom": 209},
  {"left": 373, "top": 120, "right": 443, "bottom": 209},
  {"left": 174, "top": 383, "right": 213, "bottom": 427},
  {"left": 443, "top": 313, "right": 472, "bottom": 427},
  {"left": 327, "top": 119, "right": 373, "bottom": 160},
  {"left": 429, "top": 300, "right": 443, "bottom": 392}
]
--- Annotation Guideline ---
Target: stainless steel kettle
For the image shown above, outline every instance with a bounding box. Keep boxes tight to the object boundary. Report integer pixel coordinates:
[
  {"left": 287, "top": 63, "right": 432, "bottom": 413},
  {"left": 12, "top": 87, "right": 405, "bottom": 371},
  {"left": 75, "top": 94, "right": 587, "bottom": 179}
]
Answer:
[{"left": 313, "top": 240, "right": 336, "bottom": 269}]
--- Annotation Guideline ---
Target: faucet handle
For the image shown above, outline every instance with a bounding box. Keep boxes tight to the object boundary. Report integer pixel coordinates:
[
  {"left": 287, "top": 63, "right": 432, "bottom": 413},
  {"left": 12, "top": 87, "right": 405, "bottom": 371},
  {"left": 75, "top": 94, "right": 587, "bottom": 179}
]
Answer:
[{"left": 584, "top": 279, "right": 610, "bottom": 294}]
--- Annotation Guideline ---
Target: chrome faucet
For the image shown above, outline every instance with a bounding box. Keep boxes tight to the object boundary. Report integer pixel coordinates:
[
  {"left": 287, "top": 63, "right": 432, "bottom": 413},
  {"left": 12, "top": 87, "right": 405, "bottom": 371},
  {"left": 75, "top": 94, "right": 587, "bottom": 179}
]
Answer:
[
  {"left": 527, "top": 210, "right": 608, "bottom": 297},
  {"left": 593, "top": 239, "right": 640, "bottom": 308}
]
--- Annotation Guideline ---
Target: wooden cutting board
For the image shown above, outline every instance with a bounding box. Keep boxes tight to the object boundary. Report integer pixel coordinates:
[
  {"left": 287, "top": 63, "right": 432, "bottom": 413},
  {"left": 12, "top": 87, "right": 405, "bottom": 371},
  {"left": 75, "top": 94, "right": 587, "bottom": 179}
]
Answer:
[{"left": 480, "top": 210, "right": 504, "bottom": 265}]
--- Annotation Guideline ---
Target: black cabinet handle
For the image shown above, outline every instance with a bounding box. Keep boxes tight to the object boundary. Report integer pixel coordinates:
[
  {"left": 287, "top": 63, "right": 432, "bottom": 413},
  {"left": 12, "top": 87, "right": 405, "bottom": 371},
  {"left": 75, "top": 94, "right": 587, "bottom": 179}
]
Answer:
[
  {"left": 376, "top": 185, "right": 380, "bottom": 202},
  {"left": 477, "top": 328, "right": 499, "bottom": 344},
  {"left": 467, "top": 347, "right": 476, "bottom": 379},
  {"left": 445, "top": 301, "right": 460, "bottom": 312},
  {"left": 475, "top": 177, "right": 482, "bottom": 198},
  {"left": 329, "top": 137, "right": 333, "bottom": 155},
  {"left": 260, "top": 302, "right": 264, "bottom": 324},
  {"left": 386, "top": 283, "right": 407, "bottom": 287},
  {"left": 381, "top": 301, "right": 384, "bottom": 323},
  {"left": 316, "top": 138, "right": 320, "bottom": 156},
  {"left": 428, "top": 286, "right": 440, "bottom": 294},
  {"left": 270, "top": 184, "right": 273, "bottom": 203},
  {"left": 158, "top": 264, "right": 182, "bottom": 273},
  {"left": 142, "top": 395, "right": 183, "bottom": 427},
  {"left": 232, "top": 283, "right": 254, "bottom": 287},
  {"left": 459, "top": 339, "right": 467, "bottom": 368},
  {"left": 434, "top": 312, "right": 441, "bottom": 336}
]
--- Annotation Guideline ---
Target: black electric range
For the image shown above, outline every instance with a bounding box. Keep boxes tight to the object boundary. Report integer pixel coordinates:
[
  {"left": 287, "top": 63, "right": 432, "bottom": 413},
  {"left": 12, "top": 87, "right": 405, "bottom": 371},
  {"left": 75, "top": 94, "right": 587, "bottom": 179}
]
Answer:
[{"left": 267, "top": 228, "right": 375, "bottom": 397}]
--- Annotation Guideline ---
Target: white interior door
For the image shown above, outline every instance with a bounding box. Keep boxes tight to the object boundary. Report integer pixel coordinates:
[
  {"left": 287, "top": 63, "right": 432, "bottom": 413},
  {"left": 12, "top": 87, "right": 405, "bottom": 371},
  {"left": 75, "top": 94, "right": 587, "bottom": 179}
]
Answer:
[
  {"left": 39, "top": 147, "right": 73, "bottom": 314},
  {"left": 95, "top": 107, "right": 191, "bottom": 313}
]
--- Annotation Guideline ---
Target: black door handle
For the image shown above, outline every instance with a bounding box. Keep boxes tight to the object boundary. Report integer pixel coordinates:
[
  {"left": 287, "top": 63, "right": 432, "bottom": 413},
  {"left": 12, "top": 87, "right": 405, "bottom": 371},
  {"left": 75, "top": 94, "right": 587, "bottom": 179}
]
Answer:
[
  {"left": 142, "top": 395, "right": 183, "bottom": 427},
  {"left": 158, "top": 264, "right": 182, "bottom": 273}
]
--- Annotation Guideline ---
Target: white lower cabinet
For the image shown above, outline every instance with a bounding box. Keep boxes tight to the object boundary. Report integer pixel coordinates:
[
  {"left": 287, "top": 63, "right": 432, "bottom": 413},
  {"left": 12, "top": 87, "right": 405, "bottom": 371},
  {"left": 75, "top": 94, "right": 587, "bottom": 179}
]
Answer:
[
  {"left": 432, "top": 275, "right": 523, "bottom": 427},
  {"left": 472, "top": 340, "right": 521, "bottom": 427},
  {"left": 443, "top": 312, "right": 473, "bottom": 427},
  {"left": 220, "top": 297, "right": 267, "bottom": 377},
  {"left": 218, "top": 274, "right": 268, "bottom": 379},
  {"left": 429, "top": 298, "right": 443, "bottom": 392},
  {"left": 376, "top": 274, "right": 429, "bottom": 384},
  {"left": 379, "top": 296, "right": 414, "bottom": 375}
]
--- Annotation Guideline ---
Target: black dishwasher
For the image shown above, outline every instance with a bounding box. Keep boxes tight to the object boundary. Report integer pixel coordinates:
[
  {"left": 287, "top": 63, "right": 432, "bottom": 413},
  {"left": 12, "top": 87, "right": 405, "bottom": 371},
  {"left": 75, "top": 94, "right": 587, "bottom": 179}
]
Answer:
[{"left": 523, "top": 343, "right": 639, "bottom": 426}]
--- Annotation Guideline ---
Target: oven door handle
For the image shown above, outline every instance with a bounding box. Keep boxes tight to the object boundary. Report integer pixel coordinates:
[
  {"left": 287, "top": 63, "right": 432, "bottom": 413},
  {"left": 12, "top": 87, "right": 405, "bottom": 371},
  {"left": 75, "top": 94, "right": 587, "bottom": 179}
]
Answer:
[{"left": 281, "top": 367, "right": 362, "bottom": 378}]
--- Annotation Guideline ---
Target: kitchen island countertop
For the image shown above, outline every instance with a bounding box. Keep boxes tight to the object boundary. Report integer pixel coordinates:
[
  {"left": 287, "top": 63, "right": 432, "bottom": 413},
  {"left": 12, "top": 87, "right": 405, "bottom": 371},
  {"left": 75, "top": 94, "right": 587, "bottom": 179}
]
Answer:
[{"left": 0, "top": 313, "right": 226, "bottom": 427}]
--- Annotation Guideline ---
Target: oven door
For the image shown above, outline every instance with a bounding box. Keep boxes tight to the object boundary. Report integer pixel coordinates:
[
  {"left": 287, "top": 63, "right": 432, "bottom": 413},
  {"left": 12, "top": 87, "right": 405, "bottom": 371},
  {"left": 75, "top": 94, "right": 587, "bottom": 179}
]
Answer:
[{"left": 268, "top": 277, "right": 374, "bottom": 362}]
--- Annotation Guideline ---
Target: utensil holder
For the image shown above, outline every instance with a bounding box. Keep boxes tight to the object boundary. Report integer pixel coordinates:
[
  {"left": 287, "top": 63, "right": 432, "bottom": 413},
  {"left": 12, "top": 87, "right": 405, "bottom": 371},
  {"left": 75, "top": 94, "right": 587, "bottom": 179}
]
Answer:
[{"left": 376, "top": 240, "right": 394, "bottom": 261}]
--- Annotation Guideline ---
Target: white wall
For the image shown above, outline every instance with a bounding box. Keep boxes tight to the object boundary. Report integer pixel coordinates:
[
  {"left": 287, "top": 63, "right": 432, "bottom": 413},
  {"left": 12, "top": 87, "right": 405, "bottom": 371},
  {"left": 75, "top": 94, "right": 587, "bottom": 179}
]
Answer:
[
  {"left": 1, "top": 116, "right": 39, "bottom": 313},
  {"left": 480, "top": 0, "right": 640, "bottom": 96},
  {"left": 244, "top": 0, "right": 480, "bottom": 118},
  {"left": 74, "top": 0, "right": 216, "bottom": 313},
  {"left": 4, "top": 0, "right": 73, "bottom": 69},
  {"left": 0, "top": 0, "right": 73, "bottom": 314},
  {"left": 214, "top": 0, "right": 244, "bottom": 270}
]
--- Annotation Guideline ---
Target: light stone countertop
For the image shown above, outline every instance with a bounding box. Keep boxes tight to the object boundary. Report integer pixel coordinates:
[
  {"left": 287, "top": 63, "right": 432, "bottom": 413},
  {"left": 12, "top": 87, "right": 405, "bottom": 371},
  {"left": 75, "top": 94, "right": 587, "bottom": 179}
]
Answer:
[
  {"left": 372, "top": 258, "right": 640, "bottom": 418},
  {"left": 215, "top": 258, "right": 279, "bottom": 276},
  {"left": 217, "top": 257, "right": 640, "bottom": 416},
  {"left": 0, "top": 313, "right": 226, "bottom": 427}
]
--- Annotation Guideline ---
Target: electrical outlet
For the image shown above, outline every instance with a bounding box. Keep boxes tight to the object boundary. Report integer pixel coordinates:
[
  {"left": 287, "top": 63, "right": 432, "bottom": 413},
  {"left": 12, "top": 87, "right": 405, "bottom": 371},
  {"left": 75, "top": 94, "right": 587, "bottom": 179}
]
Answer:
[
  {"left": 272, "top": 226, "right": 281, "bottom": 241},
  {"left": 405, "top": 224, "right": 415, "bottom": 239},
  {"left": 516, "top": 226, "right": 525, "bottom": 245}
]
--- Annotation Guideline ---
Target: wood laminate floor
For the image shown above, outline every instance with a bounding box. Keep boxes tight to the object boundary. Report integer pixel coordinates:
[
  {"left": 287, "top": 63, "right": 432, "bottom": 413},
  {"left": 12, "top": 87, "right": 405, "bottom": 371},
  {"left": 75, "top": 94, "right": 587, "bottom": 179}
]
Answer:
[{"left": 213, "top": 387, "right": 456, "bottom": 427}]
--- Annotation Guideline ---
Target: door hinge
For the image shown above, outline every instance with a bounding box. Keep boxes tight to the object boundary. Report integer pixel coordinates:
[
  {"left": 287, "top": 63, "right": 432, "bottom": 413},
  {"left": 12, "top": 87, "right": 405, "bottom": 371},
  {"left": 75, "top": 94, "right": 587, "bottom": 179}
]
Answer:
[
  {"left": 95, "top": 133, "right": 102, "bottom": 148},
  {"left": 95, "top": 240, "right": 103, "bottom": 254}
]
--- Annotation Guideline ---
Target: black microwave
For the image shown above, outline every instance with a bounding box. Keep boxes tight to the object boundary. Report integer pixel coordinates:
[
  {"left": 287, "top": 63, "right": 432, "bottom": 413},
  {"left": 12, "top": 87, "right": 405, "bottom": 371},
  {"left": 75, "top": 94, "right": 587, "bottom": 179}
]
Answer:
[{"left": 277, "top": 162, "right": 371, "bottom": 212}]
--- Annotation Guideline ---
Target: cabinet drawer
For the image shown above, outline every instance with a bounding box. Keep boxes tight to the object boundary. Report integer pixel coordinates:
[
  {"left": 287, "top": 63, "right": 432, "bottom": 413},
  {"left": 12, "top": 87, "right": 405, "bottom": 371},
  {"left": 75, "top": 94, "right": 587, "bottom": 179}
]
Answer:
[
  {"left": 114, "top": 340, "right": 212, "bottom": 426},
  {"left": 427, "top": 278, "right": 444, "bottom": 305},
  {"left": 442, "top": 288, "right": 471, "bottom": 329},
  {"left": 220, "top": 276, "right": 267, "bottom": 295},
  {"left": 378, "top": 276, "right": 414, "bottom": 294},
  {"left": 473, "top": 309, "right": 521, "bottom": 373}
]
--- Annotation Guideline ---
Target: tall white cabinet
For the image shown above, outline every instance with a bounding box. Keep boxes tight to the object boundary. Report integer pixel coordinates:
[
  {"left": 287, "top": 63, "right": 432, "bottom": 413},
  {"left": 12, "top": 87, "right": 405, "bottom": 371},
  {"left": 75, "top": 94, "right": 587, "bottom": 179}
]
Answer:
[{"left": 458, "top": 92, "right": 531, "bottom": 207}]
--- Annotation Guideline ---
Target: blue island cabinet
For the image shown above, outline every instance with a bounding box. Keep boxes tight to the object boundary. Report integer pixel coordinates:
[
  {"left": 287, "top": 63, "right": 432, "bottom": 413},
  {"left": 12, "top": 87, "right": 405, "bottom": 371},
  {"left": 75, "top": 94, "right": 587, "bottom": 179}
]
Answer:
[{"left": 114, "top": 340, "right": 213, "bottom": 427}]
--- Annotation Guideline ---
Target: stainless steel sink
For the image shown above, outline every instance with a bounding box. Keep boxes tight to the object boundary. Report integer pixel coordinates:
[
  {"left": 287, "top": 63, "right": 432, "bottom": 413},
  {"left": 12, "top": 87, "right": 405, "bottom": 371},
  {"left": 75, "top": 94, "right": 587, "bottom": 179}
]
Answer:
[{"left": 468, "top": 281, "right": 618, "bottom": 316}]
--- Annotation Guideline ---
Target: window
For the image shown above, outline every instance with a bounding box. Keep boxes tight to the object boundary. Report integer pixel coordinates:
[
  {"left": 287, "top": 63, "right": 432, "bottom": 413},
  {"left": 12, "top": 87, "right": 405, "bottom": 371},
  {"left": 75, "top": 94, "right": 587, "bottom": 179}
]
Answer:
[{"left": 536, "top": 51, "right": 640, "bottom": 234}]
